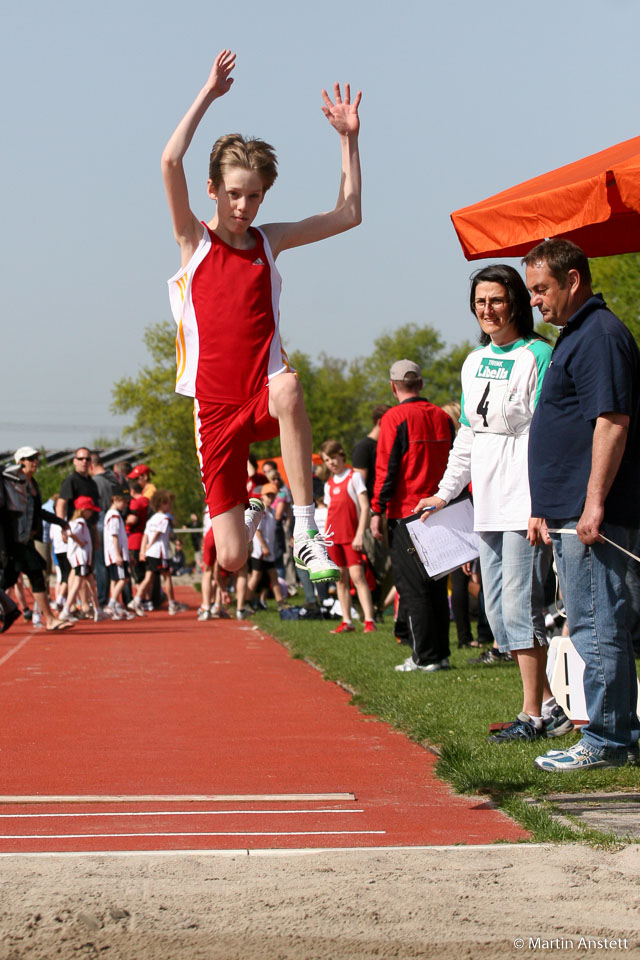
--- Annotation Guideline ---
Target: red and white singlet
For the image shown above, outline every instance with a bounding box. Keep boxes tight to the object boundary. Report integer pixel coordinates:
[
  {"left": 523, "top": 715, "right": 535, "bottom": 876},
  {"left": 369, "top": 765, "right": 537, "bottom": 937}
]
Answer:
[
  {"left": 168, "top": 224, "right": 292, "bottom": 404},
  {"left": 325, "top": 468, "right": 366, "bottom": 544}
]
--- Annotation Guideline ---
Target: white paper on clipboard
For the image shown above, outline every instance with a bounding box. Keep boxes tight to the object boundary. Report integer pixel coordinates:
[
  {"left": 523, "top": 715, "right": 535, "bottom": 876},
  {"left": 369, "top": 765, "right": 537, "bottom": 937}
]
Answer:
[{"left": 404, "top": 498, "right": 479, "bottom": 579}]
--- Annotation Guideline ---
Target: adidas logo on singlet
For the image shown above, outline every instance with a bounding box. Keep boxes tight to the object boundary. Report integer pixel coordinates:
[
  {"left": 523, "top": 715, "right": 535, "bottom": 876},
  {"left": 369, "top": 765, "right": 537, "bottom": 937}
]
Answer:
[{"left": 252, "top": 257, "right": 265, "bottom": 266}]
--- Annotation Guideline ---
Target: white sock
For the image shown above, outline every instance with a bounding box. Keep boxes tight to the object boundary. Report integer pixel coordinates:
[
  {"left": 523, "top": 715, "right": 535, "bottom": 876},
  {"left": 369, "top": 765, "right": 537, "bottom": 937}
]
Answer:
[
  {"left": 530, "top": 715, "right": 544, "bottom": 730},
  {"left": 245, "top": 500, "right": 264, "bottom": 539},
  {"left": 541, "top": 696, "right": 557, "bottom": 719},
  {"left": 293, "top": 504, "right": 316, "bottom": 538}
]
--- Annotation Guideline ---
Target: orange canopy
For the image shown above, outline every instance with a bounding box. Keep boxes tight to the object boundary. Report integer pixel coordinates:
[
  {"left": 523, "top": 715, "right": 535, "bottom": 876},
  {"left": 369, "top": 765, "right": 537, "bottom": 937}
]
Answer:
[{"left": 451, "top": 134, "right": 640, "bottom": 260}]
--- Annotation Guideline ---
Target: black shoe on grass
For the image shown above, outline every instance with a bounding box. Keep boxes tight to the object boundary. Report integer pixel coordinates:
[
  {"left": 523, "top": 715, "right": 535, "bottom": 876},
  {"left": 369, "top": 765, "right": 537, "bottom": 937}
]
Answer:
[{"left": 489, "top": 713, "right": 544, "bottom": 743}]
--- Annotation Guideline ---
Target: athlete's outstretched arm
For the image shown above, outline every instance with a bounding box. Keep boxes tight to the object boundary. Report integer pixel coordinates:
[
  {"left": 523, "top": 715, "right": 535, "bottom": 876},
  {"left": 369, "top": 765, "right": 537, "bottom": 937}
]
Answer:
[
  {"left": 161, "top": 49, "right": 236, "bottom": 264},
  {"left": 262, "top": 82, "right": 362, "bottom": 256}
]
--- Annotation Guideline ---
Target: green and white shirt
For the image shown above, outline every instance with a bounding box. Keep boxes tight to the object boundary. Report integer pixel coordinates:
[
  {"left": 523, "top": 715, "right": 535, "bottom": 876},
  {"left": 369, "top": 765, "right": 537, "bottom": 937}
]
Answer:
[{"left": 436, "top": 337, "right": 552, "bottom": 531}]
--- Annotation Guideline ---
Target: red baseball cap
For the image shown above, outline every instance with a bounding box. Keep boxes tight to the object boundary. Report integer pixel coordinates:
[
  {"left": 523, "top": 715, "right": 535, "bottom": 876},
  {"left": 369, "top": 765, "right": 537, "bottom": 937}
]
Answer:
[
  {"left": 127, "top": 464, "right": 153, "bottom": 480},
  {"left": 74, "top": 496, "right": 100, "bottom": 512}
]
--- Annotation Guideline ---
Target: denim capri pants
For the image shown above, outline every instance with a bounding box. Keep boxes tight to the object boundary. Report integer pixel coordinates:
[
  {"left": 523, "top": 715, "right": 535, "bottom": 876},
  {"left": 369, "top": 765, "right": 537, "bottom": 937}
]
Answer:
[{"left": 477, "top": 531, "right": 552, "bottom": 654}]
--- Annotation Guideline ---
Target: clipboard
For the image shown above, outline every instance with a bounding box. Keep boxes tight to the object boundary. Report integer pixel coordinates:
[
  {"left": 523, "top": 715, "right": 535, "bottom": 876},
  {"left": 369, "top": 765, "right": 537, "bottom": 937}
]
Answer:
[{"left": 400, "top": 495, "right": 479, "bottom": 580}]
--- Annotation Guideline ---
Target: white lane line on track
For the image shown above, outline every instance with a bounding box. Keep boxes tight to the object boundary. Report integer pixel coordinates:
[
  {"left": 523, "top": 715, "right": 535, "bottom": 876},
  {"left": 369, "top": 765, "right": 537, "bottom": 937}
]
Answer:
[
  {"left": 0, "top": 794, "right": 356, "bottom": 803},
  {"left": 0, "top": 808, "right": 364, "bottom": 820},
  {"left": 0, "top": 844, "right": 554, "bottom": 859},
  {"left": 0, "top": 830, "right": 386, "bottom": 840},
  {"left": 0, "top": 633, "right": 34, "bottom": 668}
]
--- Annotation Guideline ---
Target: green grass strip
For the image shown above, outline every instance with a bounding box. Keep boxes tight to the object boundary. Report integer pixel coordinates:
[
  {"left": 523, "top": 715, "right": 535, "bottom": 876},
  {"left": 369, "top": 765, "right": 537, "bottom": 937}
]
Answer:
[{"left": 252, "top": 606, "right": 640, "bottom": 845}]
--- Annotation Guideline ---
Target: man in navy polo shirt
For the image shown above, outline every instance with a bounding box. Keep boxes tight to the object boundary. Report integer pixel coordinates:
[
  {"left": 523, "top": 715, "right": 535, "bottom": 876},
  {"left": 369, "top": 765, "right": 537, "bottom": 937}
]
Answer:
[{"left": 525, "top": 238, "right": 640, "bottom": 771}]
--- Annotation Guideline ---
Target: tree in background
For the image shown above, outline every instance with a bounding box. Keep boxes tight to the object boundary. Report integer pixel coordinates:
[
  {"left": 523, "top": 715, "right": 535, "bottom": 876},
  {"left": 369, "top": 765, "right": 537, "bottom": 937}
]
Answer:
[
  {"left": 113, "top": 320, "right": 473, "bottom": 517},
  {"left": 590, "top": 252, "right": 640, "bottom": 345},
  {"left": 112, "top": 322, "right": 202, "bottom": 522},
  {"left": 358, "top": 323, "right": 472, "bottom": 413},
  {"left": 31, "top": 456, "right": 70, "bottom": 503}
]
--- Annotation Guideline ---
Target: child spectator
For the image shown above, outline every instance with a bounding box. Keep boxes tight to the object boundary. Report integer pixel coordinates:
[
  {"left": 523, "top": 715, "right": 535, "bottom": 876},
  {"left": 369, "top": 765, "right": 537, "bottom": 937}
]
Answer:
[
  {"left": 320, "top": 440, "right": 376, "bottom": 634},
  {"left": 246, "top": 454, "right": 268, "bottom": 497},
  {"left": 197, "top": 518, "right": 231, "bottom": 620},
  {"left": 60, "top": 497, "right": 103, "bottom": 622},
  {"left": 49, "top": 507, "right": 70, "bottom": 612},
  {"left": 125, "top": 473, "right": 150, "bottom": 612},
  {"left": 247, "top": 484, "right": 286, "bottom": 611},
  {"left": 104, "top": 490, "right": 135, "bottom": 620},
  {"left": 186, "top": 513, "right": 203, "bottom": 569},
  {"left": 171, "top": 538, "right": 188, "bottom": 575},
  {"left": 134, "top": 490, "right": 183, "bottom": 616}
]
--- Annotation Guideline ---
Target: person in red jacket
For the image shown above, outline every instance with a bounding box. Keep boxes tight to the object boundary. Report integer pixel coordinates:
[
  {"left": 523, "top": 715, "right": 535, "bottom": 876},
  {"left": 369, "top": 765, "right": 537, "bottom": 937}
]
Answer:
[{"left": 371, "top": 360, "right": 454, "bottom": 672}]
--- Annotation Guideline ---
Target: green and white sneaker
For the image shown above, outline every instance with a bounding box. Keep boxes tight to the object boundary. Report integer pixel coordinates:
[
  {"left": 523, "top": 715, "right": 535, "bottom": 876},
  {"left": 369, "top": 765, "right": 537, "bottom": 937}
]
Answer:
[
  {"left": 293, "top": 528, "right": 340, "bottom": 582},
  {"left": 244, "top": 497, "right": 265, "bottom": 542}
]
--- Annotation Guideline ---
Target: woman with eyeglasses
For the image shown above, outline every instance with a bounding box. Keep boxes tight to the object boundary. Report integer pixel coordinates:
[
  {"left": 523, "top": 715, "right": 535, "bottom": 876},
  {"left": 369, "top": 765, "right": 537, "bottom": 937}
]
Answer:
[
  {"left": 1, "top": 447, "right": 72, "bottom": 631},
  {"left": 416, "top": 264, "right": 571, "bottom": 745}
]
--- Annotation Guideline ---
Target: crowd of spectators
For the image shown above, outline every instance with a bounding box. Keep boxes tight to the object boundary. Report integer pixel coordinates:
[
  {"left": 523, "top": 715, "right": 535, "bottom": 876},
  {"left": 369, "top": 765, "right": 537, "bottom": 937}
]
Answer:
[{"left": 0, "top": 448, "right": 186, "bottom": 631}]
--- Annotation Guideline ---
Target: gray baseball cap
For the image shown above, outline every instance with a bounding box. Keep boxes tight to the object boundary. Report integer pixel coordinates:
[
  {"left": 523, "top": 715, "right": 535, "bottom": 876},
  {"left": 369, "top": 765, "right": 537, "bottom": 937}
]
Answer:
[{"left": 389, "top": 359, "right": 422, "bottom": 381}]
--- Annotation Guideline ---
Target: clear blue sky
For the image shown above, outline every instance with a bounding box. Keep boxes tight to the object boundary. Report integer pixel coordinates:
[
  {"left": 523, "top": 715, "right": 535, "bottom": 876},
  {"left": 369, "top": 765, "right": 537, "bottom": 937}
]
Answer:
[{"left": 2, "top": 0, "right": 639, "bottom": 450}]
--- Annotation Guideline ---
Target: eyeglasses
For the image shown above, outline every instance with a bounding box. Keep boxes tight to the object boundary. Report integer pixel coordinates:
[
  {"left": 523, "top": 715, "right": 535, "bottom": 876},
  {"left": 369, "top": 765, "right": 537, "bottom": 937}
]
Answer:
[
  {"left": 474, "top": 297, "right": 508, "bottom": 311},
  {"left": 75, "top": 456, "right": 90, "bottom": 461}
]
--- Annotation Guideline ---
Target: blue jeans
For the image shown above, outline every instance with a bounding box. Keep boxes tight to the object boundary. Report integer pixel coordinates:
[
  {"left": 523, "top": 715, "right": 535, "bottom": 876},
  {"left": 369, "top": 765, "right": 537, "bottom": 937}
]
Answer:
[
  {"left": 478, "top": 531, "right": 551, "bottom": 653},
  {"left": 548, "top": 519, "right": 640, "bottom": 759}
]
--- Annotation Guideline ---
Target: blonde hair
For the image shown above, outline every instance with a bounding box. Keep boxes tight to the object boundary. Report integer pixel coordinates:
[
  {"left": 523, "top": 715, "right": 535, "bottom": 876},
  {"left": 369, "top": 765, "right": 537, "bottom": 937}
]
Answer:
[
  {"left": 209, "top": 134, "right": 278, "bottom": 191},
  {"left": 441, "top": 401, "right": 461, "bottom": 434}
]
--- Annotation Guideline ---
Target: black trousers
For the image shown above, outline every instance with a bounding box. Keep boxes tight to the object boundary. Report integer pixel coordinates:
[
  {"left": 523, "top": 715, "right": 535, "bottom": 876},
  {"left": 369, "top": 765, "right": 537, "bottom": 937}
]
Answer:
[
  {"left": 449, "top": 567, "right": 493, "bottom": 647},
  {"left": 389, "top": 521, "right": 450, "bottom": 666}
]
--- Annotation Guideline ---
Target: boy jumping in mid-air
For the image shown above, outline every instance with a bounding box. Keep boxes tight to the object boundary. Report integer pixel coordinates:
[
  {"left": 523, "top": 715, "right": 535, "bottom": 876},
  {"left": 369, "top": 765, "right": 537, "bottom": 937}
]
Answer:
[{"left": 161, "top": 49, "right": 362, "bottom": 581}]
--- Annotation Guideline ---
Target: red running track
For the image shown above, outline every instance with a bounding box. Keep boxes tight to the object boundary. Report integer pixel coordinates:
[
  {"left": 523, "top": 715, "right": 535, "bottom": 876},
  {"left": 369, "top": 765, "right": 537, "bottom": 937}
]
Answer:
[{"left": 0, "top": 587, "right": 527, "bottom": 853}]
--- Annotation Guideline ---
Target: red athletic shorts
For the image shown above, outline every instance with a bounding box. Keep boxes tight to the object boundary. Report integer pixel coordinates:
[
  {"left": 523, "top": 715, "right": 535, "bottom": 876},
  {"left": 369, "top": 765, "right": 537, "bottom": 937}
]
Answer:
[
  {"left": 328, "top": 542, "right": 366, "bottom": 568},
  {"left": 195, "top": 388, "right": 279, "bottom": 518}
]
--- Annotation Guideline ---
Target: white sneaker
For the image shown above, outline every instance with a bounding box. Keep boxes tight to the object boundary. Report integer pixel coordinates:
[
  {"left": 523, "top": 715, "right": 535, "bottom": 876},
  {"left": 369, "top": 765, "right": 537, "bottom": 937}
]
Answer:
[
  {"left": 197, "top": 607, "right": 211, "bottom": 621},
  {"left": 131, "top": 599, "right": 146, "bottom": 618},
  {"left": 168, "top": 601, "right": 186, "bottom": 616},
  {"left": 93, "top": 608, "right": 106, "bottom": 622},
  {"left": 293, "top": 527, "right": 340, "bottom": 583},
  {"left": 59, "top": 609, "right": 77, "bottom": 623},
  {"left": 394, "top": 656, "right": 449, "bottom": 673},
  {"left": 244, "top": 498, "right": 265, "bottom": 542},
  {"left": 113, "top": 604, "right": 135, "bottom": 621},
  {"left": 143, "top": 600, "right": 154, "bottom": 612}
]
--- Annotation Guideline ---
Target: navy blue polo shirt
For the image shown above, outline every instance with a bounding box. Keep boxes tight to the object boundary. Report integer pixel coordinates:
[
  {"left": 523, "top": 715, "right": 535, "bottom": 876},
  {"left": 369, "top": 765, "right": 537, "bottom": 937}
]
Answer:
[{"left": 529, "top": 294, "right": 640, "bottom": 524}]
